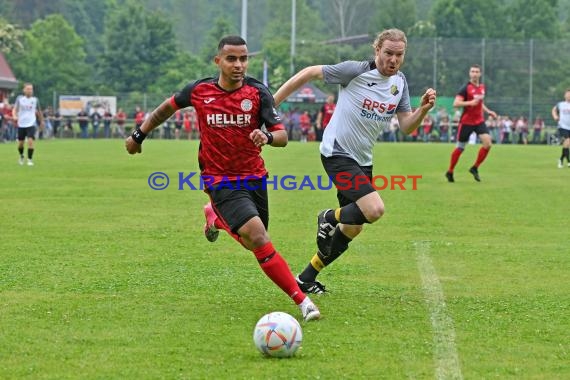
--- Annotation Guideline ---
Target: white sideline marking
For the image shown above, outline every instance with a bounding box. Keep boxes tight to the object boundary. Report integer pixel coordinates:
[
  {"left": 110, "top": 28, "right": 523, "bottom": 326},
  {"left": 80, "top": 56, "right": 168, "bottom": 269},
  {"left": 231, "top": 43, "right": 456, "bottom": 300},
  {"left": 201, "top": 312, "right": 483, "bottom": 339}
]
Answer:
[{"left": 415, "top": 241, "right": 463, "bottom": 380}]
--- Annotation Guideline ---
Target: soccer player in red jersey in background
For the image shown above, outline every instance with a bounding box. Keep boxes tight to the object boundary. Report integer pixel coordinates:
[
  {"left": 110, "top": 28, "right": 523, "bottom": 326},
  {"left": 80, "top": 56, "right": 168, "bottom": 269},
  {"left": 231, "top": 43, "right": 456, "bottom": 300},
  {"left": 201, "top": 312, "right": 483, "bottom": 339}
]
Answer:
[
  {"left": 446, "top": 64, "right": 497, "bottom": 182},
  {"left": 125, "top": 35, "right": 320, "bottom": 322},
  {"left": 316, "top": 94, "right": 336, "bottom": 140}
]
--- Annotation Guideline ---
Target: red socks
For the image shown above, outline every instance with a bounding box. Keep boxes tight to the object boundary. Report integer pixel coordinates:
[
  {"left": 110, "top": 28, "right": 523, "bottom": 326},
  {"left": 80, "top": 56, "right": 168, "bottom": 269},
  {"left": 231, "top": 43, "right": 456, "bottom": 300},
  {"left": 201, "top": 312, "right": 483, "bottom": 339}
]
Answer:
[
  {"left": 253, "top": 242, "right": 305, "bottom": 305},
  {"left": 473, "top": 146, "right": 491, "bottom": 168},
  {"left": 448, "top": 147, "right": 464, "bottom": 173}
]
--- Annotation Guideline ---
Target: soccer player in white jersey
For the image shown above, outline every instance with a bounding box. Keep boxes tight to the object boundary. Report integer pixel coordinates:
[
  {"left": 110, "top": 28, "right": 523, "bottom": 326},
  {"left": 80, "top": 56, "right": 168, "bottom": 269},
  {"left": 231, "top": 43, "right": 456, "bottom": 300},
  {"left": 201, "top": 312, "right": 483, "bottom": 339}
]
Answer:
[
  {"left": 13, "top": 83, "right": 44, "bottom": 166},
  {"left": 273, "top": 29, "right": 436, "bottom": 293},
  {"left": 552, "top": 89, "right": 570, "bottom": 168}
]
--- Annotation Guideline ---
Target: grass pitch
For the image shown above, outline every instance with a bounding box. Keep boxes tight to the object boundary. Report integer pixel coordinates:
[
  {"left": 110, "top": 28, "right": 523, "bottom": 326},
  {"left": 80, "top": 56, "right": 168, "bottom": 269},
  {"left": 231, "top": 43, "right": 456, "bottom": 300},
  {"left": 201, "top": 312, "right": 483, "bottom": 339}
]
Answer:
[{"left": 0, "top": 139, "right": 568, "bottom": 379}]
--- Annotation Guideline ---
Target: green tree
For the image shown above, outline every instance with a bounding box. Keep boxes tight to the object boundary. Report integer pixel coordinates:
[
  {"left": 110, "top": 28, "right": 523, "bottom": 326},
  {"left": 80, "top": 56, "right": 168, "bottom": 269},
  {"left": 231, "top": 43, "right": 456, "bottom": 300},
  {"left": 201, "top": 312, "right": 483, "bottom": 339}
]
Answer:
[
  {"left": 100, "top": 0, "right": 177, "bottom": 92},
  {"left": 9, "top": 14, "right": 89, "bottom": 104},
  {"left": 147, "top": 50, "right": 211, "bottom": 97},
  {"left": 0, "top": 0, "right": 63, "bottom": 27},
  {"left": 60, "top": 0, "right": 111, "bottom": 64},
  {"left": 507, "top": 0, "right": 560, "bottom": 39},
  {"left": 199, "top": 17, "right": 238, "bottom": 64},
  {"left": 430, "top": 0, "right": 512, "bottom": 38},
  {"left": 0, "top": 19, "right": 24, "bottom": 54},
  {"left": 372, "top": 0, "right": 417, "bottom": 35}
]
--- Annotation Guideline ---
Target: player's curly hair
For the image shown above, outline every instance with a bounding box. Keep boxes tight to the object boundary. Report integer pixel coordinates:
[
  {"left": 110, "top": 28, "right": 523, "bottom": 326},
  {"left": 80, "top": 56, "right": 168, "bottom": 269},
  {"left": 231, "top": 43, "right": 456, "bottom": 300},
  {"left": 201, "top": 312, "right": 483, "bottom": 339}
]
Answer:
[{"left": 372, "top": 29, "right": 407, "bottom": 50}]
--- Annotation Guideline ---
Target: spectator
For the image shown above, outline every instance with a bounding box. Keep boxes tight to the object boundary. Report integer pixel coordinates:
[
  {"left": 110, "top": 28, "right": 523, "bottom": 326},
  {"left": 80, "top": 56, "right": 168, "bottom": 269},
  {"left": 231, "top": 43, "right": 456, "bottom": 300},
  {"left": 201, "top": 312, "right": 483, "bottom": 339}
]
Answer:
[
  {"left": 77, "top": 109, "right": 89, "bottom": 139},
  {"left": 501, "top": 116, "right": 513, "bottom": 144},
  {"left": 514, "top": 116, "right": 527, "bottom": 144},
  {"left": 102, "top": 109, "right": 113, "bottom": 138},
  {"left": 299, "top": 110, "right": 311, "bottom": 143},
  {"left": 0, "top": 102, "right": 4, "bottom": 142},
  {"left": 162, "top": 114, "right": 172, "bottom": 139},
  {"left": 115, "top": 108, "right": 127, "bottom": 138},
  {"left": 134, "top": 106, "right": 145, "bottom": 130},
  {"left": 190, "top": 107, "right": 200, "bottom": 139},
  {"left": 288, "top": 109, "right": 300, "bottom": 141},
  {"left": 451, "top": 107, "right": 461, "bottom": 142},
  {"left": 40, "top": 108, "right": 52, "bottom": 139},
  {"left": 439, "top": 115, "right": 450, "bottom": 142},
  {"left": 91, "top": 110, "right": 102, "bottom": 138},
  {"left": 485, "top": 115, "right": 496, "bottom": 143},
  {"left": 63, "top": 116, "right": 74, "bottom": 137},
  {"left": 389, "top": 115, "right": 400, "bottom": 142},
  {"left": 409, "top": 122, "right": 419, "bottom": 141},
  {"left": 1, "top": 101, "right": 14, "bottom": 141},
  {"left": 422, "top": 114, "right": 434, "bottom": 142},
  {"left": 174, "top": 109, "right": 183, "bottom": 139},
  {"left": 532, "top": 116, "right": 544, "bottom": 144},
  {"left": 51, "top": 108, "right": 62, "bottom": 138},
  {"left": 183, "top": 110, "right": 191, "bottom": 138}
]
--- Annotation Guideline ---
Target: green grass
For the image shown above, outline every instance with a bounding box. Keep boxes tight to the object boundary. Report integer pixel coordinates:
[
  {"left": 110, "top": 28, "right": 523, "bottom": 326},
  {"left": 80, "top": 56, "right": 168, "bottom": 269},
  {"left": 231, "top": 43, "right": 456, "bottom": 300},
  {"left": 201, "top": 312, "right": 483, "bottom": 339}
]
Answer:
[{"left": 1, "top": 139, "right": 568, "bottom": 379}]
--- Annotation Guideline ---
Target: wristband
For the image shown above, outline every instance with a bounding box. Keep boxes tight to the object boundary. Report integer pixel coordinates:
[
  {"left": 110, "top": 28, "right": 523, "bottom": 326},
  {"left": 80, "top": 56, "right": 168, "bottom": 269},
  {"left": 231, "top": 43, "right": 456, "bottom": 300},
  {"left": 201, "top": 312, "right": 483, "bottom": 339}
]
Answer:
[
  {"left": 132, "top": 127, "right": 147, "bottom": 144},
  {"left": 263, "top": 131, "right": 274, "bottom": 145}
]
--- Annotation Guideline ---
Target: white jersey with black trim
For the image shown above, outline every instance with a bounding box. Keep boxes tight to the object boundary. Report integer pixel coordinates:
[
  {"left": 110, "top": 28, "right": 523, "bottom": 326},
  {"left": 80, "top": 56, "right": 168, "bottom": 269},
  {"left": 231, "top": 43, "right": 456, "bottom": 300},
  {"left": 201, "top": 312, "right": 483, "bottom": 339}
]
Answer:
[
  {"left": 320, "top": 60, "right": 411, "bottom": 166},
  {"left": 15, "top": 95, "right": 40, "bottom": 128},
  {"left": 556, "top": 101, "right": 570, "bottom": 131}
]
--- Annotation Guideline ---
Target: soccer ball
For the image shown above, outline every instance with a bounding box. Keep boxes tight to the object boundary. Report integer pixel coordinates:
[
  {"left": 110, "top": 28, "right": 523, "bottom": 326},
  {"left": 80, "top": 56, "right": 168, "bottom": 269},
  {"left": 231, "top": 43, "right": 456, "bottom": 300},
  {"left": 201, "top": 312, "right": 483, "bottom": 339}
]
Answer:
[{"left": 253, "top": 312, "right": 303, "bottom": 358}]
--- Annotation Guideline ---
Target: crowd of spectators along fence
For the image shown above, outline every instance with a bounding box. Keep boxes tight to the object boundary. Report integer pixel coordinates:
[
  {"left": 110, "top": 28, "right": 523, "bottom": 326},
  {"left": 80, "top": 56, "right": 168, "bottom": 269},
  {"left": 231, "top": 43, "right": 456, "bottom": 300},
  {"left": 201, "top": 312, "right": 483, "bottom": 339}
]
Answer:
[{"left": 0, "top": 102, "right": 562, "bottom": 145}]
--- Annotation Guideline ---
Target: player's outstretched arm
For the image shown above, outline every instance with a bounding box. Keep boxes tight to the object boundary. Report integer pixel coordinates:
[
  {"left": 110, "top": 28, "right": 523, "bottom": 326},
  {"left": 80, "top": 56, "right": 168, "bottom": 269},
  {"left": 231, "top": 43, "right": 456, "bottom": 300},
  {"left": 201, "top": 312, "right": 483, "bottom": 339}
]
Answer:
[
  {"left": 125, "top": 99, "right": 176, "bottom": 155},
  {"left": 273, "top": 66, "right": 324, "bottom": 106},
  {"left": 397, "top": 88, "right": 437, "bottom": 135}
]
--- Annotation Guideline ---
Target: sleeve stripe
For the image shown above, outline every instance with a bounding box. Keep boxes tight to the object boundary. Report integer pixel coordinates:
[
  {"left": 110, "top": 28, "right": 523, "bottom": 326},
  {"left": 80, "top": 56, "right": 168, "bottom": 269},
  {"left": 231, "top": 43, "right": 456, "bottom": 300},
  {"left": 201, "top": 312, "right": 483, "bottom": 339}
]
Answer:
[
  {"left": 267, "top": 123, "right": 285, "bottom": 132},
  {"left": 169, "top": 96, "right": 180, "bottom": 110}
]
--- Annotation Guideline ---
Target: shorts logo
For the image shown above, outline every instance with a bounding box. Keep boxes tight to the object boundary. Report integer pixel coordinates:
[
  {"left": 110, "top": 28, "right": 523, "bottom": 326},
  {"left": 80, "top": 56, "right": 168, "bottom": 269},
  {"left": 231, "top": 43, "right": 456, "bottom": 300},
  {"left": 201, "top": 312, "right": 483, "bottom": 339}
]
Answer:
[{"left": 241, "top": 99, "right": 253, "bottom": 112}]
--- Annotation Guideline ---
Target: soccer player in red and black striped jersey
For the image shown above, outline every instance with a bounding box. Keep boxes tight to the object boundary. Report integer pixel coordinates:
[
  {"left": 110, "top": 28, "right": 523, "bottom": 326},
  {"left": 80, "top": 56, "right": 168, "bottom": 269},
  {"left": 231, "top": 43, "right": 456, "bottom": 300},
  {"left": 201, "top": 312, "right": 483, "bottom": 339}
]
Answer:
[
  {"left": 125, "top": 36, "right": 320, "bottom": 322},
  {"left": 446, "top": 65, "right": 497, "bottom": 182}
]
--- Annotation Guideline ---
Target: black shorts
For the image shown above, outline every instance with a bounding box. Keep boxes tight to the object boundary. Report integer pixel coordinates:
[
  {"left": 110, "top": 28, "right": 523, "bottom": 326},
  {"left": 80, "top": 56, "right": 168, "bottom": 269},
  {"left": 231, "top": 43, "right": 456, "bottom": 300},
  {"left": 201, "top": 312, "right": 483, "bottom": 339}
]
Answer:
[
  {"left": 321, "top": 155, "right": 374, "bottom": 207},
  {"left": 207, "top": 179, "right": 268, "bottom": 234},
  {"left": 558, "top": 128, "right": 570, "bottom": 140},
  {"left": 17, "top": 127, "right": 36, "bottom": 141},
  {"left": 175, "top": 124, "right": 183, "bottom": 130},
  {"left": 457, "top": 122, "right": 489, "bottom": 143}
]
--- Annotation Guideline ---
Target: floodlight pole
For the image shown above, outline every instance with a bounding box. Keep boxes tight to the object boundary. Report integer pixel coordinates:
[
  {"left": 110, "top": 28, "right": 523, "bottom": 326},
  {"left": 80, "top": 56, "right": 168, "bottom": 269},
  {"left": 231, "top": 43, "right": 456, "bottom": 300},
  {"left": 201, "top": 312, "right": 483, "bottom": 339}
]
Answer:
[
  {"left": 290, "top": 0, "right": 296, "bottom": 75},
  {"left": 241, "top": 0, "right": 247, "bottom": 41}
]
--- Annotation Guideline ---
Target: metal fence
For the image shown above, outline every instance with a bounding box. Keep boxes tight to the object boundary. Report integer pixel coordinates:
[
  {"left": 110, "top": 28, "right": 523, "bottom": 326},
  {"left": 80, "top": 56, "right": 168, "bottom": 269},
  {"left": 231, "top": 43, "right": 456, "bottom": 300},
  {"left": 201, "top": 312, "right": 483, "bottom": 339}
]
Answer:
[
  {"left": 401, "top": 37, "right": 570, "bottom": 123},
  {"left": 39, "top": 37, "right": 570, "bottom": 144}
]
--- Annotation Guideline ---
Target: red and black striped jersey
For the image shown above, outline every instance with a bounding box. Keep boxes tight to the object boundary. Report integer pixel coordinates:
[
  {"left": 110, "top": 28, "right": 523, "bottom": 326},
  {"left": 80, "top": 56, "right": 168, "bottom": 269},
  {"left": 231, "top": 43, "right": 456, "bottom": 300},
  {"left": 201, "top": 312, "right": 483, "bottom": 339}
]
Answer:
[
  {"left": 170, "top": 76, "right": 284, "bottom": 185},
  {"left": 457, "top": 82, "right": 486, "bottom": 125}
]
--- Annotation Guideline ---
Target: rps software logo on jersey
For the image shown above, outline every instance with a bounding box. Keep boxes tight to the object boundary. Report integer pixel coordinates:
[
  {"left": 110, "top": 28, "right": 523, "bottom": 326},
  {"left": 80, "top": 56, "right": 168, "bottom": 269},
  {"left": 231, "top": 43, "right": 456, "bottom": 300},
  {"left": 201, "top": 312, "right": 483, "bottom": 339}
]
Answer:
[{"left": 360, "top": 98, "right": 397, "bottom": 122}]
